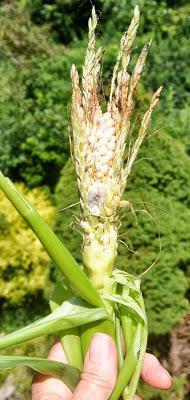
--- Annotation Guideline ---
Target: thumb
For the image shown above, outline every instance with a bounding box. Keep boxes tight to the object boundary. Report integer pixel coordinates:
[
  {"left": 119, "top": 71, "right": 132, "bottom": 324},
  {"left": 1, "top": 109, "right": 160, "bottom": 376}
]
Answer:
[{"left": 72, "top": 333, "right": 117, "bottom": 400}]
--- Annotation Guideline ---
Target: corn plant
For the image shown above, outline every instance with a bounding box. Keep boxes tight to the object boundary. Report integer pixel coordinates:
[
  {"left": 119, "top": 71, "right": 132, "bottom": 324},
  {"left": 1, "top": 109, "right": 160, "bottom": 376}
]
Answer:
[{"left": 0, "top": 6, "right": 162, "bottom": 399}]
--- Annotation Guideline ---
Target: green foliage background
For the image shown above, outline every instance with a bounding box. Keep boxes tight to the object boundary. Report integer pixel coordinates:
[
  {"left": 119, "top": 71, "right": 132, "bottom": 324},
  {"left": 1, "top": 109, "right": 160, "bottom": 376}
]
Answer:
[
  {"left": 0, "top": 0, "right": 189, "bottom": 398},
  {"left": 0, "top": 184, "right": 54, "bottom": 332}
]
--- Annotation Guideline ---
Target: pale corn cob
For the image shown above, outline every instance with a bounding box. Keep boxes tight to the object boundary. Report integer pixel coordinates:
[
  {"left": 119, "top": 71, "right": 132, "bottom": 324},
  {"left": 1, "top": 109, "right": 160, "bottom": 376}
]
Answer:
[{"left": 71, "top": 6, "right": 162, "bottom": 289}]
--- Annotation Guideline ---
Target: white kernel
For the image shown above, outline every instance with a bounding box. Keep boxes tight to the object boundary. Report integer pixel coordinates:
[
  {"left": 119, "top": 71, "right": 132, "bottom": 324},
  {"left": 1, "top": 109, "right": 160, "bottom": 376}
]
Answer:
[
  {"left": 107, "top": 168, "right": 113, "bottom": 177},
  {"left": 100, "top": 129, "right": 115, "bottom": 141},
  {"left": 89, "top": 232, "right": 95, "bottom": 240},
  {"left": 100, "top": 154, "right": 109, "bottom": 163},
  {"left": 98, "top": 138, "right": 109, "bottom": 147},
  {"left": 107, "top": 141, "right": 115, "bottom": 151},
  {"left": 96, "top": 171, "right": 104, "bottom": 179},
  {"left": 106, "top": 119, "right": 114, "bottom": 128},
  {"left": 101, "top": 165, "right": 109, "bottom": 174},
  {"left": 88, "top": 135, "right": 96, "bottom": 145},
  {"left": 83, "top": 143, "right": 89, "bottom": 153},
  {"left": 101, "top": 112, "right": 112, "bottom": 121},
  {"left": 92, "top": 154, "right": 101, "bottom": 162},
  {"left": 95, "top": 161, "right": 102, "bottom": 171},
  {"left": 86, "top": 155, "right": 93, "bottom": 164},
  {"left": 102, "top": 234, "right": 109, "bottom": 245},
  {"left": 99, "top": 145, "right": 108, "bottom": 155},
  {"left": 86, "top": 127, "right": 91, "bottom": 135},
  {"left": 109, "top": 135, "right": 116, "bottom": 143},
  {"left": 96, "top": 129, "right": 103, "bottom": 140},
  {"left": 89, "top": 204, "right": 101, "bottom": 216},
  {"left": 106, "top": 127, "right": 116, "bottom": 136},
  {"left": 81, "top": 221, "right": 90, "bottom": 231},
  {"left": 99, "top": 123, "right": 107, "bottom": 132},
  {"left": 105, "top": 150, "right": 113, "bottom": 160}
]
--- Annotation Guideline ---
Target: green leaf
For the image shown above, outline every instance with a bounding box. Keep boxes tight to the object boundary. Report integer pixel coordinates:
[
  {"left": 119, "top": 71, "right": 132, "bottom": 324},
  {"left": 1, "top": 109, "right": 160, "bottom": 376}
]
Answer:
[
  {"left": 50, "top": 279, "right": 83, "bottom": 370},
  {"left": 122, "top": 325, "right": 148, "bottom": 400},
  {"left": 109, "top": 323, "right": 143, "bottom": 400},
  {"left": 0, "top": 356, "right": 80, "bottom": 391},
  {"left": 113, "top": 270, "right": 141, "bottom": 292},
  {"left": 103, "top": 294, "right": 146, "bottom": 324},
  {"left": 49, "top": 277, "right": 73, "bottom": 311},
  {"left": 0, "top": 297, "right": 110, "bottom": 350},
  {"left": 0, "top": 172, "right": 103, "bottom": 308}
]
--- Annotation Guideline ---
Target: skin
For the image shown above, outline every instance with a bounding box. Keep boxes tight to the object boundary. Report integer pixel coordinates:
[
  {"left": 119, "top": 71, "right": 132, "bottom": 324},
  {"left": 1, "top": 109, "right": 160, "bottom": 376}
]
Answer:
[{"left": 32, "top": 334, "right": 173, "bottom": 400}]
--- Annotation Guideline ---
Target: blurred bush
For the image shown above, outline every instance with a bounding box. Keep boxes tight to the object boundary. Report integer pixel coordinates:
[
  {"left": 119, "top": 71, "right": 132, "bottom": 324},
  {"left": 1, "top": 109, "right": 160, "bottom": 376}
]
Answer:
[
  {"left": 22, "top": 0, "right": 93, "bottom": 43},
  {"left": 0, "top": 3, "right": 82, "bottom": 187},
  {"left": 0, "top": 183, "right": 54, "bottom": 330},
  {"left": 138, "top": 375, "right": 188, "bottom": 400},
  {"left": 23, "top": 1, "right": 190, "bottom": 107}
]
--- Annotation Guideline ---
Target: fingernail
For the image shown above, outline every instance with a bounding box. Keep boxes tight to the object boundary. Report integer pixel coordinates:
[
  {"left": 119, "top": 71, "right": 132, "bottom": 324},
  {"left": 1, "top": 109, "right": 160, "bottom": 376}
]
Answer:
[
  {"left": 89, "top": 333, "right": 111, "bottom": 362},
  {"left": 161, "top": 368, "right": 173, "bottom": 385}
]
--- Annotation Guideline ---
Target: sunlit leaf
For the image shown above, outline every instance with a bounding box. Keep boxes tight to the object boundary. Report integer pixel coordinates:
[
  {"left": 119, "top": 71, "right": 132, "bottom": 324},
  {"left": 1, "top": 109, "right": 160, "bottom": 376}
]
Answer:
[
  {"left": 49, "top": 277, "right": 73, "bottom": 311},
  {"left": 0, "top": 297, "right": 110, "bottom": 350},
  {"left": 0, "top": 356, "right": 80, "bottom": 391},
  {"left": 103, "top": 294, "right": 146, "bottom": 324}
]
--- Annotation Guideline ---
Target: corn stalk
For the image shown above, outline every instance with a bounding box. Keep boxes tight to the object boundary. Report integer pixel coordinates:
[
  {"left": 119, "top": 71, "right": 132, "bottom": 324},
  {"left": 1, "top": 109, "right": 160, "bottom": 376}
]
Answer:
[{"left": 0, "top": 6, "right": 162, "bottom": 399}]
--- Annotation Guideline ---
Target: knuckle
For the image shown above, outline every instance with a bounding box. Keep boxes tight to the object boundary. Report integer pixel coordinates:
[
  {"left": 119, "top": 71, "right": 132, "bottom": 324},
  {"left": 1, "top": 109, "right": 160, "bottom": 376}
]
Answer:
[
  {"left": 144, "top": 364, "right": 153, "bottom": 381},
  {"left": 81, "top": 370, "right": 115, "bottom": 391},
  {"left": 145, "top": 352, "right": 160, "bottom": 367},
  {"left": 143, "top": 353, "right": 160, "bottom": 381},
  {"left": 33, "top": 393, "right": 62, "bottom": 400}
]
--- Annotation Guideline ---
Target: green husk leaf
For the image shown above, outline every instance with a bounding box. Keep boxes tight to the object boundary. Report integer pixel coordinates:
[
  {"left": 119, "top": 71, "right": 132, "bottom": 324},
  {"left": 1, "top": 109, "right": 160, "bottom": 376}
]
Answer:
[
  {"left": 0, "top": 297, "right": 110, "bottom": 350},
  {"left": 110, "top": 323, "right": 143, "bottom": 400},
  {"left": 50, "top": 279, "right": 83, "bottom": 370},
  {"left": 120, "top": 308, "right": 135, "bottom": 351},
  {"left": 122, "top": 324, "right": 148, "bottom": 399},
  {"left": 103, "top": 294, "right": 146, "bottom": 324},
  {"left": 49, "top": 277, "right": 73, "bottom": 311},
  {"left": 113, "top": 270, "right": 141, "bottom": 292},
  {"left": 0, "top": 356, "right": 80, "bottom": 391},
  {"left": 115, "top": 315, "right": 124, "bottom": 370}
]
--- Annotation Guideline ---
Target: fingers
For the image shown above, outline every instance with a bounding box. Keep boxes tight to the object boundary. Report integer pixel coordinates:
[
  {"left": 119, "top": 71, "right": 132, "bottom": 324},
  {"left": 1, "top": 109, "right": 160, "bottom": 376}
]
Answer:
[
  {"left": 72, "top": 333, "right": 117, "bottom": 400},
  {"left": 134, "top": 354, "right": 172, "bottom": 400},
  {"left": 141, "top": 353, "right": 173, "bottom": 389},
  {"left": 32, "top": 340, "right": 72, "bottom": 400},
  {"left": 32, "top": 340, "right": 172, "bottom": 400}
]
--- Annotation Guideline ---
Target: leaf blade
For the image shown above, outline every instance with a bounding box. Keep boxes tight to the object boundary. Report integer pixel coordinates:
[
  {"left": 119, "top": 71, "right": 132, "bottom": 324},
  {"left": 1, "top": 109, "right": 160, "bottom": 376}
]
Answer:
[
  {"left": 0, "top": 297, "right": 110, "bottom": 350},
  {"left": 103, "top": 294, "right": 146, "bottom": 324},
  {"left": 50, "top": 279, "right": 83, "bottom": 370},
  {"left": 0, "top": 356, "right": 80, "bottom": 391}
]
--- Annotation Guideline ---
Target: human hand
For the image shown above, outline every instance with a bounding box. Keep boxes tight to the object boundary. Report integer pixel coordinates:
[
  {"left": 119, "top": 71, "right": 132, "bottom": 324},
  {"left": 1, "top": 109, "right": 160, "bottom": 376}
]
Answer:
[{"left": 32, "top": 334, "right": 172, "bottom": 400}]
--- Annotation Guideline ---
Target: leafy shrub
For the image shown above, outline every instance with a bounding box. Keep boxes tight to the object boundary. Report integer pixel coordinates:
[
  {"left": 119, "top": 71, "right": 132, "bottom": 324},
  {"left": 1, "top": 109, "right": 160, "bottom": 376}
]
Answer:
[
  {"left": 0, "top": 183, "right": 54, "bottom": 307},
  {"left": 139, "top": 375, "right": 188, "bottom": 400},
  {"left": 23, "top": 0, "right": 95, "bottom": 43},
  {"left": 23, "top": 0, "right": 190, "bottom": 108},
  {"left": 101, "top": 2, "right": 190, "bottom": 108},
  {"left": 0, "top": 5, "right": 85, "bottom": 186}
]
